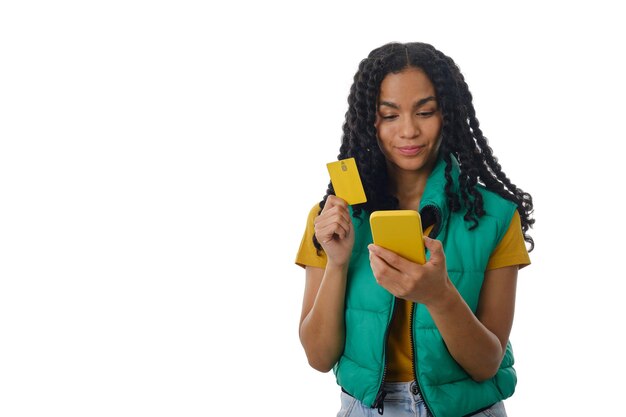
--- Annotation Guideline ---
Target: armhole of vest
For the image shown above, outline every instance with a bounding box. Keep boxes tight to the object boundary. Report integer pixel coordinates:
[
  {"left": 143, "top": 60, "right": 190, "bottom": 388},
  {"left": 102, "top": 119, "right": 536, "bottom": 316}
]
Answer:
[{"left": 493, "top": 203, "right": 518, "bottom": 249}]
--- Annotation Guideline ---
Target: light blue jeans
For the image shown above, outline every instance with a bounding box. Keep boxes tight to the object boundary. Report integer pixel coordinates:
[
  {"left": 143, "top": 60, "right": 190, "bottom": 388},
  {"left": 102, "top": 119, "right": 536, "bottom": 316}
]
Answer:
[{"left": 337, "top": 381, "right": 507, "bottom": 417}]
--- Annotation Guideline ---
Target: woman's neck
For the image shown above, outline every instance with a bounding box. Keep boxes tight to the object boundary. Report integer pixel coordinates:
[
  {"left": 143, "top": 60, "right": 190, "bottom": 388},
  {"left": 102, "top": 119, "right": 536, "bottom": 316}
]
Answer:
[{"left": 388, "top": 166, "right": 432, "bottom": 210}]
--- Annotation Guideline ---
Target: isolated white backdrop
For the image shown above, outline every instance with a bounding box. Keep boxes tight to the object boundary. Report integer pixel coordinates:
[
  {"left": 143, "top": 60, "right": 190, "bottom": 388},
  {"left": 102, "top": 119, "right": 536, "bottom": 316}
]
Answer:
[{"left": 1, "top": 1, "right": 625, "bottom": 416}]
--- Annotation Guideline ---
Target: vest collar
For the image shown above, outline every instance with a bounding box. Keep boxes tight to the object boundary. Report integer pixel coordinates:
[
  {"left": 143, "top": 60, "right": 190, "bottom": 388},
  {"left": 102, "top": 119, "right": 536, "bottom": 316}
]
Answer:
[{"left": 418, "top": 153, "right": 459, "bottom": 238}]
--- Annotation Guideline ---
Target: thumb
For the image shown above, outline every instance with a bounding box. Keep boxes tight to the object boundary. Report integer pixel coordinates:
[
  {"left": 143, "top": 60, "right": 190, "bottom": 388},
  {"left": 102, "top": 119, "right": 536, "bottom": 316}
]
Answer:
[{"left": 424, "top": 236, "right": 445, "bottom": 264}]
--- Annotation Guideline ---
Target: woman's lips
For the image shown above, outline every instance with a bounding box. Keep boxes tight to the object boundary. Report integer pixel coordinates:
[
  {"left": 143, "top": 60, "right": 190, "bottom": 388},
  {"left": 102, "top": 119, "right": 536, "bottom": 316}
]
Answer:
[{"left": 397, "top": 146, "right": 424, "bottom": 156}]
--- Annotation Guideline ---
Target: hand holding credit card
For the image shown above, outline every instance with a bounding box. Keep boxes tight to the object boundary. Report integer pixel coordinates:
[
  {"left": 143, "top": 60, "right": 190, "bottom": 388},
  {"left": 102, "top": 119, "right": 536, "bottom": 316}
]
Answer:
[{"left": 326, "top": 158, "right": 367, "bottom": 205}]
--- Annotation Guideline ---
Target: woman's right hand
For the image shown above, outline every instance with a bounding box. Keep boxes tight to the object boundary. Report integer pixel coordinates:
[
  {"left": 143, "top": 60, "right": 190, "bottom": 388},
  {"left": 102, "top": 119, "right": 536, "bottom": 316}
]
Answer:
[
  {"left": 301, "top": 196, "right": 353, "bottom": 372},
  {"left": 314, "top": 195, "right": 354, "bottom": 267}
]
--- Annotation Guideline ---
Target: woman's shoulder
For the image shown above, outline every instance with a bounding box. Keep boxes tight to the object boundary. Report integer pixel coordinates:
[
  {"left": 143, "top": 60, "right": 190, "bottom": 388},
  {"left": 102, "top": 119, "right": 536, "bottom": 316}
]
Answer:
[{"left": 306, "top": 202, "right": 322, "bottom": 220}]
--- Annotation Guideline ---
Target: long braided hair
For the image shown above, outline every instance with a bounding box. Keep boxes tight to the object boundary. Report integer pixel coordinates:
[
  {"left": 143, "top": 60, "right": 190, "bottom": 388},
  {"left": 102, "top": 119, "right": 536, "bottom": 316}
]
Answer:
[{"left": 314, "top": 42, "right": 534, "bottom": 251}]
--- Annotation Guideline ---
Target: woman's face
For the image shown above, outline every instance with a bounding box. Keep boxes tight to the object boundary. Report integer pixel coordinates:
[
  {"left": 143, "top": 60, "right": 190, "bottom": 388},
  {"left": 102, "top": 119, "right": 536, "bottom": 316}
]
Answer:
[{"left": 375, "top": 67, "right": 443, "bottom": 178}]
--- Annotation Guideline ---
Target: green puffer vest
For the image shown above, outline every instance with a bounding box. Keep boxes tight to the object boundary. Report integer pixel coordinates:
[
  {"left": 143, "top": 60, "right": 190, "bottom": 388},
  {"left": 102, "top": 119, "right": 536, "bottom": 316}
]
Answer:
[{"left": 334, "top": 155, "right": 518, "bottom": 417}]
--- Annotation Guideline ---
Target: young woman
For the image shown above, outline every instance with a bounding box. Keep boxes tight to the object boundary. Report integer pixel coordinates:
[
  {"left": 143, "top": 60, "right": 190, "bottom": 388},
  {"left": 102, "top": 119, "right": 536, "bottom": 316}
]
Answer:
[{"left": 296, "top": 42, "right": 534, "bottom": 417}]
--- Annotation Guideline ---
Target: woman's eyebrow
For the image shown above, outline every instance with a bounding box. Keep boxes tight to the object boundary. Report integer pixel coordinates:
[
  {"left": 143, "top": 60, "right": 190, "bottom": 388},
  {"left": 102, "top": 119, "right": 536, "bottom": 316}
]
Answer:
[
  {"left": 415, "top": 96, "right": 437, "bottom": 108},
  {"left": 379, "top": 100, "right": 400, "bottom": 109},
  {"left": 378, "top": 96, "right": 437, "bottom": 109}
]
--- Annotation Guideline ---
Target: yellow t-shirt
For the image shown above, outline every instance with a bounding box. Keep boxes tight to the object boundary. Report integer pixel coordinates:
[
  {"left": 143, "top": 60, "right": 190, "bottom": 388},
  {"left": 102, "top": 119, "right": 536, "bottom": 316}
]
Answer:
[
  {"left": 295, "top": 204, "right": 328, "bottom": 269},
  {"left": 295, "top": 204, "right": 530, "bottom": 381}
]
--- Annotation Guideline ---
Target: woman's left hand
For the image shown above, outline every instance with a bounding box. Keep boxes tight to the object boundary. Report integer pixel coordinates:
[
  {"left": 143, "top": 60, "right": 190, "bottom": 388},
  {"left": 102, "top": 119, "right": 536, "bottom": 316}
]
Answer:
[
  {"left": 368, "top": 237, "right": 452, "bottom": 308},
  {"left": 370, "top": 236, "right": 519, "bottom": 381}
]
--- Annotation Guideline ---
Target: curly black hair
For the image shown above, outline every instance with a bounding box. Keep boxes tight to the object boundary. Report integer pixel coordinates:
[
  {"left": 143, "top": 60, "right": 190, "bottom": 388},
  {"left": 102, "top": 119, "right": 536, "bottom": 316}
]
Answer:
[{"left": 315, "top": 42, "right": 534, "bottom": 252}]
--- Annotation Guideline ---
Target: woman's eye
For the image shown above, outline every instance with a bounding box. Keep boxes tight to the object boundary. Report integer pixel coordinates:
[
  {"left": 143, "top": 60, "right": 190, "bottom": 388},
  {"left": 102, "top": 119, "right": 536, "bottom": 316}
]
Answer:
[
  {"left": 381, "top": 115, "right": 398, "bottom": 120},
  {"left": 417, "top": 111, "right": 435, "bottom": 117}
]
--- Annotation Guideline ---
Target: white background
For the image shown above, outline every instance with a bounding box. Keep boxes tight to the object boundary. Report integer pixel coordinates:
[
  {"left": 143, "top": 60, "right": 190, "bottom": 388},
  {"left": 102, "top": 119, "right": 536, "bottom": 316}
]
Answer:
[{"left": 1, "top": 1, "right": 625, "bottom": 416}]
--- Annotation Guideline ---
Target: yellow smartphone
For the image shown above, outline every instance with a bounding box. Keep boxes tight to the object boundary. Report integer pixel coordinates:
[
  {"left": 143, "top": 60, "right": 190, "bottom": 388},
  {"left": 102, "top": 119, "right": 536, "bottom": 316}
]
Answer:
[
  {"left": 326, "top": 157, "right": 367, "bottom": 205},
  {"left": 369, "top": 210, "right": 426, "bottom": 264}
]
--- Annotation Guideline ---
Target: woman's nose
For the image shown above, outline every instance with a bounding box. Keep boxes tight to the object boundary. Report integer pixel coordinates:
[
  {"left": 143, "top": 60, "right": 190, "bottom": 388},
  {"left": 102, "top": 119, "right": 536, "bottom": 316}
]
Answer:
[{"left": 400, "top": 117, "right": 419, "bottom": 138}]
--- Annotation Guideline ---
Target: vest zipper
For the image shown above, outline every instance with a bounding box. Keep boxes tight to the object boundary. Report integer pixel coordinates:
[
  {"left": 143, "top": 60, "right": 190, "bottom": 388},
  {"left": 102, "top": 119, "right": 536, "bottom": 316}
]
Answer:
[
  {"left": 372, "top": 297, "right": 398, "bottom": 415},
  {"left": 408, "top": 204, "right": 442, "bottom": 416},
  {"left": 409, "top": 303, "right": 434, "bottom": 416},
  {"left": 374, "top": 205, "right": 442, "bottom": 415}
]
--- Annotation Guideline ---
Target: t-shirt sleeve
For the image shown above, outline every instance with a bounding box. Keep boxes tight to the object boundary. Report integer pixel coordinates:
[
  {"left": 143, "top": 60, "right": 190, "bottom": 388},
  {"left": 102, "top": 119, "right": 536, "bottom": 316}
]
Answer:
[
  {"left": 486, "top": 210, "right": 531, "bottom": 270},
  {"left": 295, "top": 203, "right": 328, "bottom": 269}
]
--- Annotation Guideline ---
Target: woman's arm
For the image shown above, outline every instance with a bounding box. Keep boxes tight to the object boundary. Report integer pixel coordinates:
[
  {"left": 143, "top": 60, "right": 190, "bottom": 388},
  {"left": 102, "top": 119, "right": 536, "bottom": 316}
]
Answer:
[
  {"left": 298, "top": 196, "right": 354, "bottom": 373},
  {"left": 299, "top": 264, "right": 348, "bottom": 372},
  {"left": 368, "top": 237, "right": 517, "bottom": 381},
  {"left": 428, "top": 265, "right": 517, "bottom": 381}
]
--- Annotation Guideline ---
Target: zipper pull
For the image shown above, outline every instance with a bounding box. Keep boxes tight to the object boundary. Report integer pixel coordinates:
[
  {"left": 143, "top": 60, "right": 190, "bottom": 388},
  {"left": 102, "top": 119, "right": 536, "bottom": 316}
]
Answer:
[{"left": 373, "top": 389, "right": 387, "bottom": 415}]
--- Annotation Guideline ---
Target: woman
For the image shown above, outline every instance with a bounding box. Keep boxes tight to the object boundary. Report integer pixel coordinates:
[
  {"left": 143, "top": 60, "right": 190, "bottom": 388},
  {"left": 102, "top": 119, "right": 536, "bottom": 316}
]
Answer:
[{"left": 296, "top": 42, "right": 534, "bottom": 417}]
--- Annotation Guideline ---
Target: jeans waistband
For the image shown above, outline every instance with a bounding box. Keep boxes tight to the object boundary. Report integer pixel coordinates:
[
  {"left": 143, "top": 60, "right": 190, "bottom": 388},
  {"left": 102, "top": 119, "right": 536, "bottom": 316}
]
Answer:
[{"left": 342, "top": 381, "right": 422, "bottom": 400}]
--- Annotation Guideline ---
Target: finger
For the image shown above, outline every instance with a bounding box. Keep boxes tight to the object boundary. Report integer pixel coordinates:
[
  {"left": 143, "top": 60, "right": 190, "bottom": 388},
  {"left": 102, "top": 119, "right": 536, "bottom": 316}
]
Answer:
[
  {"left": 368, "top": 244, "right": 412, "bottom": 271},
  {"left": 314, "top": 215, "right": 351, "bottom": 238},
  {"left": 315, "top": 210, "right": 352, "bottom": 236},
  {"left": 322, "top": 195, "right": 348, "bottom": 213},
  {"left": 369, "top": 252, "right": 404, "bottom": 295},
  {"left": 316, "top": 221, "right": 350, "bottom": 243},
  {"left": 316, "top": 225, "right": 348, "bottom": 243},
  {"left": 320, "top": 205, "right": 352, "bottom": 226},
  {"left": 424, "top": 237, "right": 445, "bottom": 265}
]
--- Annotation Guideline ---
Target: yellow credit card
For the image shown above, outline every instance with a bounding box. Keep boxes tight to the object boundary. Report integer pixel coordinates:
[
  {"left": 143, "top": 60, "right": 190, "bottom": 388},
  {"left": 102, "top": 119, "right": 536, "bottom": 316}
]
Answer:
[
  {"left": 370, "top": 210, "right": 426, "bottom": 264},
  {"left": 326, "top": 157, "right": 367, "bottom": 205}
]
